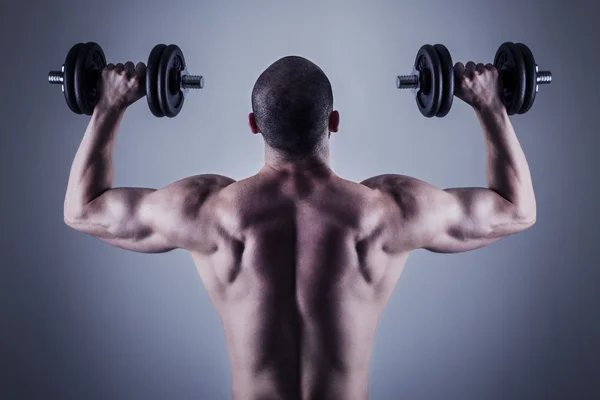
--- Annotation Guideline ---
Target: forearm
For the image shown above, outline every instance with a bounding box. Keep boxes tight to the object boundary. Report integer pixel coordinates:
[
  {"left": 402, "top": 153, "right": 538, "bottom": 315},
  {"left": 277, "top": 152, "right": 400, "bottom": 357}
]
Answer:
[
  {"left": 64, "top": 105, "right": 125, "bottom": 218},
  {"left": 476, "top": 105, "right": 536, "bottom": 217}
]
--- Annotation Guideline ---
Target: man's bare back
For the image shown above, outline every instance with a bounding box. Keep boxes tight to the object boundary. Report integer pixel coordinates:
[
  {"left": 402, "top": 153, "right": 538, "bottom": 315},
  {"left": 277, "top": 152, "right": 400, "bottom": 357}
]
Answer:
[
  {"left": 64, "top": 58, "right": 536, "bottom": 399},
  {"left": 192, "top": 168, "right": 410, "bottom": 399}
]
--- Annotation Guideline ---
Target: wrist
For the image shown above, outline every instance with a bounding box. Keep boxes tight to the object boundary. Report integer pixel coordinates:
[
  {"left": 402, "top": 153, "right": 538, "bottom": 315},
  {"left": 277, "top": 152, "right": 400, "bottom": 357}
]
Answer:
[
  {"left": 94, "top": 100, "right": 127, "bottom": 118},
  {"left": 475, "top": 102, "right": 508, "bottom": 121},
  {"left": 87, "top": 102, "right": 125, "bottom": 139}
]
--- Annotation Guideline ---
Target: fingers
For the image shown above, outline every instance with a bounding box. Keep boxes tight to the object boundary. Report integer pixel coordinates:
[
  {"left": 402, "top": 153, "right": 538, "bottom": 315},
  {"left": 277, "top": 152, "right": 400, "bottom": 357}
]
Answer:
[
  {"left": 123, "top": 61, "right": 135, "bottom": 78},
  {"left": 134, "top": 62, "right": 147, "bottom": 95},
  {"left": 465, "top": 61, "right": 476, "bottom": 77},
  {"left": 454, "top": 62, "right": 465, "bottom": 78},
  {"left": 103, "top": 62, "right": 124, "bottom": 76},
  {"left": 135, "top": 62, "right": 147, "bottom": 80},
  {"left": 103, "top": 61, "right": 146, "bottom": 78},
  {"left": 456, "top": 61, "right": 496, "bottom": 79}
]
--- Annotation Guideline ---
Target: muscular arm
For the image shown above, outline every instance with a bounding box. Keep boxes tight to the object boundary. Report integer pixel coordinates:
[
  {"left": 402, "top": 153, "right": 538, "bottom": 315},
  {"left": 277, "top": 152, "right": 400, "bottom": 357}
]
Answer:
[
  {"left": 363, "top": 106, "right": 536, "bottom": 253},
  {"left": 63, "top": 105, "right": 234, "bottom": 253}
]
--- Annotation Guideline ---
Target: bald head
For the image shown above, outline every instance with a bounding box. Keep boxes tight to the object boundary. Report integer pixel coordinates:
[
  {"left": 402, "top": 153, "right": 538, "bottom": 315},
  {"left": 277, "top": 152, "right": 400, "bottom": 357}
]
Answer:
[{"left": 251, "top": 56, "right": 334, "bottom": 158}]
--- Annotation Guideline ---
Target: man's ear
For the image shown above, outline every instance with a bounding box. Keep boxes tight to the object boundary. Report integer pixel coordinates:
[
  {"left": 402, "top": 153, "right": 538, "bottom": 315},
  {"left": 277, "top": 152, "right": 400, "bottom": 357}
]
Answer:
[
  {"left": 329, "top": 110, "right": 340, "bottom": 133},
  {"left": 248, "top": 113, "right": 260, "bottom": 134}
]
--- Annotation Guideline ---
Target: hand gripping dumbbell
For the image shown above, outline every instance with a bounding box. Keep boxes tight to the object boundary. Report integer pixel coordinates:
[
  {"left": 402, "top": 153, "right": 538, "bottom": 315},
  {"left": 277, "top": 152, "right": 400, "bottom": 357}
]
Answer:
[
  {"left": 48, "top": 42, "right": 204, "bottom": 117},
  {"left": 396, "top": 42, "right": 552, "bottom": 117}
]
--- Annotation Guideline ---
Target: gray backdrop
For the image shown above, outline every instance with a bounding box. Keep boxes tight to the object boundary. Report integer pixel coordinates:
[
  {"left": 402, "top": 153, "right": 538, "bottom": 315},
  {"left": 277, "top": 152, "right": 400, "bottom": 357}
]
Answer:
[{"left": 1, "top": 0, "right": 598, "bottom": 399}]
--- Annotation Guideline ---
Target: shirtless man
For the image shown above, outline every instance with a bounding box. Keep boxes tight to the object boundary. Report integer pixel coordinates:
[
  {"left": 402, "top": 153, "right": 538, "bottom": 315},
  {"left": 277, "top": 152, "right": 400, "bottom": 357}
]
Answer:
[{"left": 64, "top": 55, "right": 536, "bottom": 400}]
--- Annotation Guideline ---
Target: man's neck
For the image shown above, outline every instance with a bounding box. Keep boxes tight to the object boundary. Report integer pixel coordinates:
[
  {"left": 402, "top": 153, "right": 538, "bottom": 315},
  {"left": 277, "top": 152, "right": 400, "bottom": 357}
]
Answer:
[{"left": 262, "top": 145, "right": 331, "bottom": 176}]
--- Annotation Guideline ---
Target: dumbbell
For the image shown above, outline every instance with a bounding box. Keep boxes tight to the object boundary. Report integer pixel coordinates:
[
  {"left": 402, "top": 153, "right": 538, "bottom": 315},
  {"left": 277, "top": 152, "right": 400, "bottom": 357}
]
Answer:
[
  {"left": 144, "top": 44, "right": 203, "bottom": 118},
  {"left": 48, "top": 42, "right": 204, "bottom": 117},
  {"left": 493, "top": 42, "right": 552, "bottom": 115},
  {"left": 396, "top": 42, "right": 552, "bottom": 117},
  {"left": 48, "top": 42, "right": 107, "bottom": 115},
  {"left": 396, "top": 44, "right": 455, "bottom": 118}
]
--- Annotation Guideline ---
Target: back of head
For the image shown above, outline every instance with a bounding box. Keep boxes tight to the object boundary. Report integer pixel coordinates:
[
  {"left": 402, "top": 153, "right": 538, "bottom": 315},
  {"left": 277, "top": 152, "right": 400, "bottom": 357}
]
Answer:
[{"left": 251, "top": 56, "right": 334, "bottom": 158}]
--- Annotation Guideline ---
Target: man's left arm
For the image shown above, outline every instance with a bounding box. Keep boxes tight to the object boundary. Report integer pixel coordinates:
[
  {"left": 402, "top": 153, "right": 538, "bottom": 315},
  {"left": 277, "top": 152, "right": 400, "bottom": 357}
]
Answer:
[{"left": 63, "top": 89, "right": 234, "bottom": 253}]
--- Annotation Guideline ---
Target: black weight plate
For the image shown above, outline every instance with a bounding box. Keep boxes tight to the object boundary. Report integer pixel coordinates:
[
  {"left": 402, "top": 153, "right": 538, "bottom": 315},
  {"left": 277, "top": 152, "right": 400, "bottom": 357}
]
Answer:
[
  {"left": 516, "top": 43, "right": 537, "bottom": 114},
  {"left": 74, "top": 42, "right": 107, "bottom": 115},
  {"left": 147, "top": 44, "right": 166, "bottom": 117},
  {"left": 494, "top": 42, "right": 526, "bottom": 115},
  {"left": 415, "top": 44, "right": 442, "bottom": 118},
  {"left": 157, "top": 44, "right": 186, "bottom": 118},
  {"left": 434, "top": 44, "right": 454, "bottom": 118},
  {"left": 63, "top": 43, "right": 85, "bottom": 114}
]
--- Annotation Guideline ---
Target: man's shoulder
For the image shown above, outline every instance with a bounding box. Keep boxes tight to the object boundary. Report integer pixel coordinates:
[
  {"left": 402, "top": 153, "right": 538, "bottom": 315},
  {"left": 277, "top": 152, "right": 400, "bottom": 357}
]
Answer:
[
  {"left": 166, "top": 174, "right": 237, "bottom": 200},
  {"left": 180, "top": 174, "right": 237, "bottom": 189},
  {"left": 157, "top": 174, "right": 237, "bottom": 219},
  {"left": 357, "top": 174, "right": 441, "bottom": 223},
  {"left": 359, "top": 174, "right": 424, "bottom": 191}
]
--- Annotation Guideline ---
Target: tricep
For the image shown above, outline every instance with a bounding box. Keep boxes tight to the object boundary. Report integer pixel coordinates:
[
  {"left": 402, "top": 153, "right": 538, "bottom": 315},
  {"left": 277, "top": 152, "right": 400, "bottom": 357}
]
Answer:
[{"left": 362, "top": 174, "right": 536, "bottom": 254}]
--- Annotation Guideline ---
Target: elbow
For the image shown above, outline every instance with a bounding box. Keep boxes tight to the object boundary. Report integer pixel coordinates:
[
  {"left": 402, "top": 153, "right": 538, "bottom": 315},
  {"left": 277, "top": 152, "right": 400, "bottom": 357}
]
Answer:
[
  {"left": 64, "top": 206, "right": 86, "bottom": 228},
  {"left": 523, "top": 213, "right": 536, "bottom": 228},
  {"left": 516, "top": 205, "right": 536, "bottom": 229},
  {"left": 524, "top": 193, "right": 537, "bottom": 227},
  {"left": 64, "top": 213, "right": 80, "bottom": 229},
  {"left": 64, "top": 194, "right": 93, "bottom": 227}
]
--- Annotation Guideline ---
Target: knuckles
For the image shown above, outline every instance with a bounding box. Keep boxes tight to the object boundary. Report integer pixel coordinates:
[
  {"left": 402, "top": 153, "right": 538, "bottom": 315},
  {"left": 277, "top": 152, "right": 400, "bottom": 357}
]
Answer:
[{"left": 101, "top": 61, "right": 141, "bottom": 83}]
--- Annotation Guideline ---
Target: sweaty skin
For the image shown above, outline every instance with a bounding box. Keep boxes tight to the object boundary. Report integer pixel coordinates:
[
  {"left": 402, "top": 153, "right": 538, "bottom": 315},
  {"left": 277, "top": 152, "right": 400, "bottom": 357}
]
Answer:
[{"left": 64, "top": 61, "right": 536, "bottom": 399}]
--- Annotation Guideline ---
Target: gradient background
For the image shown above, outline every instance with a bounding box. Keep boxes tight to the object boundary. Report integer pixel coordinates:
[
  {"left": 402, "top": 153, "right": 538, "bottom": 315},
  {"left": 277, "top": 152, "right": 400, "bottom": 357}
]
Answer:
[{"left": 1, "top": 0, "right": 599, "bottom": 399}]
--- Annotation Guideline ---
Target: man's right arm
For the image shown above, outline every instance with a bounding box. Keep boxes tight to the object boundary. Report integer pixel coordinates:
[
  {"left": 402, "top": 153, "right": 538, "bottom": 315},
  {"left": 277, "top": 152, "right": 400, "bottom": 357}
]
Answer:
[{"left": 362, "top": 104, "right": 536, "bottom": 254}]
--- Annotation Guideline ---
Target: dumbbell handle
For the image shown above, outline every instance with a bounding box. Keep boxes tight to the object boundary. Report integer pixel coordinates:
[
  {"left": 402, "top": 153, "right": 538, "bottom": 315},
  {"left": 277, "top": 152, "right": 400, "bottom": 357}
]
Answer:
[
  {"left": 48, "top": 69, "right": 204, "bottom": 89},
  {"left": 397, "top": 69, "right": 552, "bottom": 89}
]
